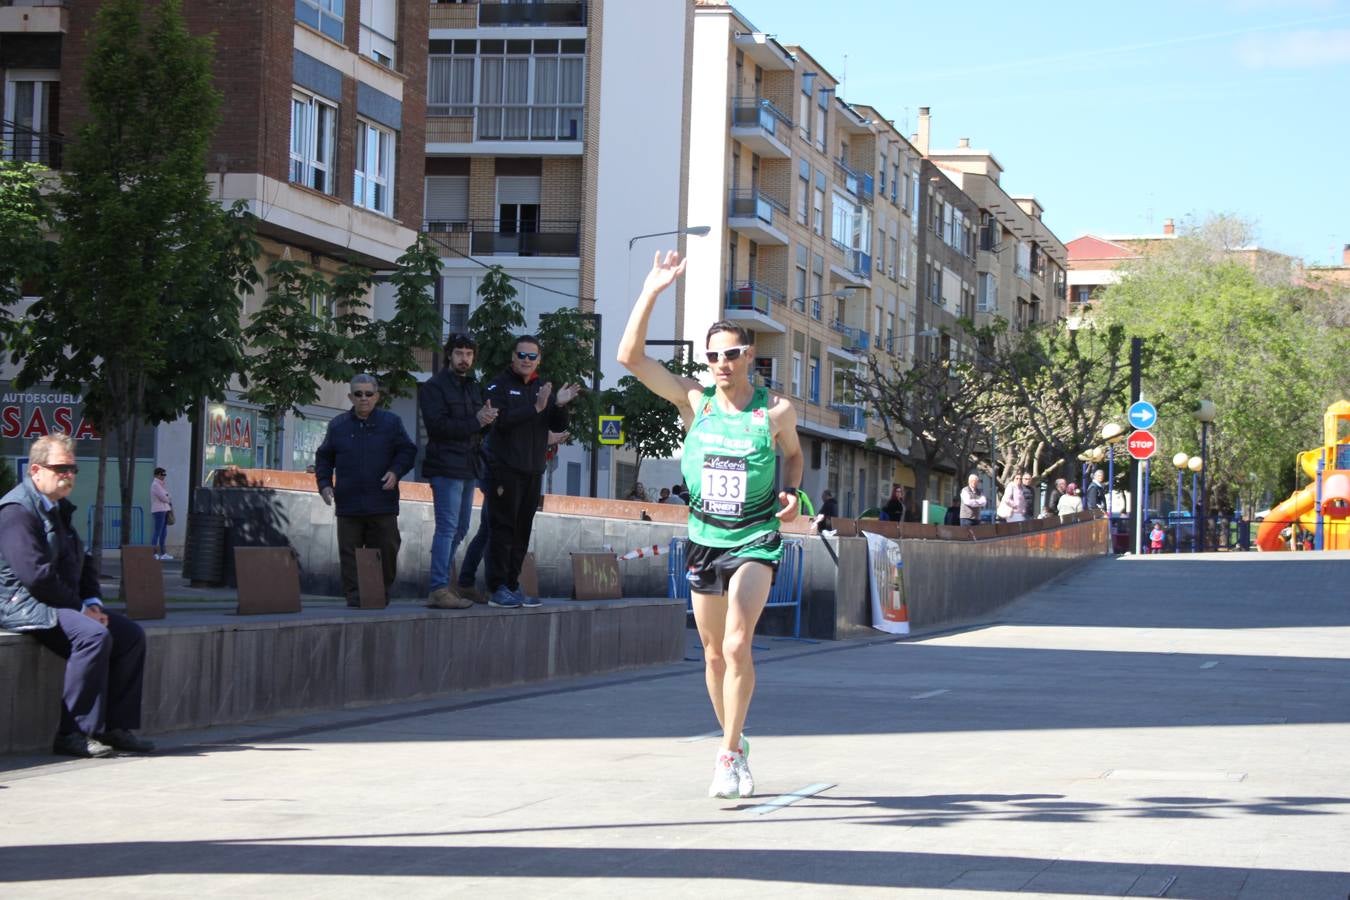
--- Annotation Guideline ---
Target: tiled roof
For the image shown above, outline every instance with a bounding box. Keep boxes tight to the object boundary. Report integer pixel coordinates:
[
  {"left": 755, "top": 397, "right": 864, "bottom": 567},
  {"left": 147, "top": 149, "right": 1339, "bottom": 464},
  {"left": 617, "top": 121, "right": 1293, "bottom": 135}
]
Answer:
[{"left": 1066, "top": 235, "right": 1138, "bottom": 261}]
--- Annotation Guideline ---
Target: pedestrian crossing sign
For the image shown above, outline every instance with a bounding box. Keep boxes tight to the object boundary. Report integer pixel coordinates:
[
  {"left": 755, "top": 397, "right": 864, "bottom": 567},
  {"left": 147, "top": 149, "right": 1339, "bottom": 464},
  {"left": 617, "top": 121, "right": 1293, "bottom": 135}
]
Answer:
[{"left": 598, "top": 415, "right": 624, "bottom": 445}]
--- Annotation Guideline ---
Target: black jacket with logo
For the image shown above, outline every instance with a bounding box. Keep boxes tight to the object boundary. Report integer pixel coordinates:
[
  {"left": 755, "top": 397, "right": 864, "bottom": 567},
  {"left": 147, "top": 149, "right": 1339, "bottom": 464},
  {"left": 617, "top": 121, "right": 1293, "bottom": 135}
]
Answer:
[
  {"left": 483, "top": 369, "right": 569, "bottom": 475},
  {"left": 419, "top": 368, "right": 488, "bottom": 480}
]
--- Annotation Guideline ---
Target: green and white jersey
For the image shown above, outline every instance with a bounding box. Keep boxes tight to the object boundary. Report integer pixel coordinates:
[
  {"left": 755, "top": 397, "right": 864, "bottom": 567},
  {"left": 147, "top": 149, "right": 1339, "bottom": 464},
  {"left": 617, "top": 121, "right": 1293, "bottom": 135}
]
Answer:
[{"left": 680, "top": 386, "right": 779, "bottom": 549}]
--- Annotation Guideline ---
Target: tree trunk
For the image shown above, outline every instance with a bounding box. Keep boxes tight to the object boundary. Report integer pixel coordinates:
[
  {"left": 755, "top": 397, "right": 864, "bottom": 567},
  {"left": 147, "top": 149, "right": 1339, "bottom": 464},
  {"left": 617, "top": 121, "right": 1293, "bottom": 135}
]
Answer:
[
  {"left": 117, "top": 418, "right": 139, "bottom": 549},
  {"left": 91, "top": 439, "right": 109, "bottom": 572}
]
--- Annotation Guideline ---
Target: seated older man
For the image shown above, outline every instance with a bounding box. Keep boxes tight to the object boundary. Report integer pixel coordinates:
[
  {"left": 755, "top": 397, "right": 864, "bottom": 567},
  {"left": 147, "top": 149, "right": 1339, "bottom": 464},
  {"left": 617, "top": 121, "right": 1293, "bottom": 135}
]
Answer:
[{"left": 0, "top": 432, "right": 153, "bottom": 758}]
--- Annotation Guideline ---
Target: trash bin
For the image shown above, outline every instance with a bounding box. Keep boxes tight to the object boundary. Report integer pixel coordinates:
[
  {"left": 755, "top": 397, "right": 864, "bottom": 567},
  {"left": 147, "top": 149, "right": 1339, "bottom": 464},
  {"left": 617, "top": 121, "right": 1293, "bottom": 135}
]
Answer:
[{"left": 182, "top": 512, "right": 226, "bottom": 585}]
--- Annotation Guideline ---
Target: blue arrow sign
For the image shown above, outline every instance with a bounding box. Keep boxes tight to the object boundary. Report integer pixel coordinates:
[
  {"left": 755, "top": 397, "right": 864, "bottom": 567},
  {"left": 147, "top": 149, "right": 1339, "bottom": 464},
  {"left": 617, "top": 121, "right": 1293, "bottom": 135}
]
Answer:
[{"left": 1127, "top": 401, "right": 1158, "bottom": 430}]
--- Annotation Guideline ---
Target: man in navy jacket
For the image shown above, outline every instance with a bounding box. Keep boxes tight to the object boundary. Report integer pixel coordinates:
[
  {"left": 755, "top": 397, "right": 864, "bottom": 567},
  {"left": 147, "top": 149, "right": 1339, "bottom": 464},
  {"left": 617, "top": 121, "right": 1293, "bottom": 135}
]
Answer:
[
  {"left": 0, "top": 432, "right": 152, "bottom": 757},
  {"left": 315, "top": 374, "right": 417, "bottom": 606}
]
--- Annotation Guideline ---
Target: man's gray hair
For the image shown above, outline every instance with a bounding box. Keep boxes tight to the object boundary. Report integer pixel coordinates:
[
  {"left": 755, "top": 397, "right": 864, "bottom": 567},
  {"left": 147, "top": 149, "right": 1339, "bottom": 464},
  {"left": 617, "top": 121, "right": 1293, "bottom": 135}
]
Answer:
[
  {"left": 30, "top": 431, "right": 75, "bottom": 465},
  {"left": 350, "top": 374, "right": 379, "bottom": 393}
]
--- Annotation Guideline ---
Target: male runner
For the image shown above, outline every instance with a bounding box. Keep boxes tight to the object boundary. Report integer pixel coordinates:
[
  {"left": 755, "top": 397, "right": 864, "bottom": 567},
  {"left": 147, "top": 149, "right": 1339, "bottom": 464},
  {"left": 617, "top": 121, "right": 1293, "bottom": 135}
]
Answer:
[{"left": 618, "top": 250, "right": 803, "bottom": 800}]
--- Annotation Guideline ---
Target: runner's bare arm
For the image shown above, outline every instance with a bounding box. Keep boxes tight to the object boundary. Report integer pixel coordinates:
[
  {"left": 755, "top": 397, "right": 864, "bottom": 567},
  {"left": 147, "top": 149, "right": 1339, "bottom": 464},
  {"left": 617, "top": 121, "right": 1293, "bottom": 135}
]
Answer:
[
  {"left": 770, "top": 396, "right": 803, "bottom": 521},
  {"left": 618, "top": 251, "right": 702, "bottom": 416}
]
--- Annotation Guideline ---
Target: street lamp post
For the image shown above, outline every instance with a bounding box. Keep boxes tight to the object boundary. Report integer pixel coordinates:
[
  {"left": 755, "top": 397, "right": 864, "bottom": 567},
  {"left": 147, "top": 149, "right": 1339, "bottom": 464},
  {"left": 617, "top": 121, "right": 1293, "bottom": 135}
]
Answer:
[
  {"left": 1102, "top": 422, "right": 1125, "bottom": 548},
  {"left": 1194, "top": 399, "right": 1215, "bottom": 552},
  {"left": 1188, "top": 455, "right": 1203, "bottom": 552},
  {"left": 1172, "top": 451, "right": 1189, "bottom": 554}
]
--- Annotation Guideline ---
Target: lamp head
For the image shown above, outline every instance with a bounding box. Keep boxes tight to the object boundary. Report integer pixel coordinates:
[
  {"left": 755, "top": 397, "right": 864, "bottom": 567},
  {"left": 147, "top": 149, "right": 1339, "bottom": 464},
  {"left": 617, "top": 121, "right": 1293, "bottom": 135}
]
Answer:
[
  {"left": 1187, "top": 456, "right": 1203, "bottom": 473},
  {"left": 685, "top": 225, "right": 712, "bottom": 237},
  {"left": 1172, "top": 452, "right": 1190, "bottom": 469},
  {"left": 1193, "top": 399, "right": 1216, "bottom": 423},
  {"left": 1101, "top": 422, "right": 1125, "bottom": 443}
]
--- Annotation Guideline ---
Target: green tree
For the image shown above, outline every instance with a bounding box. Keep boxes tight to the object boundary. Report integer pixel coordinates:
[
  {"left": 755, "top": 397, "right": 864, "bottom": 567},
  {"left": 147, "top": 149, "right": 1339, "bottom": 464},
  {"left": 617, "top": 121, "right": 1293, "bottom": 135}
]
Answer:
[
  {"left": 1097, "top": 215, "right": 1350, "bottom": 512},
  {"left": 0, "top": 159, "right": 52, "bottom": 333},
  {"left": 10, "top": 0, "right": 258, "bottom": 553},
  {"left": 241, "top": 258, "right": 365, "bottom": 467},
  {"left": 351, "top": 234, "right": 444, "bottom": 402},
  {"left": 603, "top": 357, "right": 705, "bottom": 490},
  {"left": 466, "top": 267, "right": 527, "bottom": 378}
]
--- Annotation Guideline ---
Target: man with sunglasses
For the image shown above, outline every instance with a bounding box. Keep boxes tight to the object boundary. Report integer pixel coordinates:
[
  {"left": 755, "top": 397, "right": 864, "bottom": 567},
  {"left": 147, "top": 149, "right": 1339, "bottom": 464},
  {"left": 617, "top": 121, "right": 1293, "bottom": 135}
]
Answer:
[
  {"left": 619, "top": 250, "right": 804, "bottom": 800},
  {"left": 419, "top": 333, "right": 497, "bottom": 609},
  {"left": 0, "top": 432, "right": 153, "bottom": 757},
  {"left": 315, "top": 374, "right": 417, "bottom": 606},
  {"left": 482, "top": 336, "right": 580, "bottom": 608}
]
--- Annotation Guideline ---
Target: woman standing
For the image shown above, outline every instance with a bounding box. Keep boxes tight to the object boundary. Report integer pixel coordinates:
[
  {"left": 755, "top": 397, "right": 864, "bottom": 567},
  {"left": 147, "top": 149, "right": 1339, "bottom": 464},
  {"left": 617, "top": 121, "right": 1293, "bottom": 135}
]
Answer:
[
  {"left": 882, "top": 486, "right": 906, "bottom": 522},
  {"left": 150, "top": 467, "right": 173, "bottom": 560},
  {"left": 1057, "top": 483, "right": 1084, "bottom": 516},
  {"left": 1001, "top": 472, "right": 1030, "bottom": 522},
  {"left": 618, "top": 250, "right": 803, "bottom": 800}
]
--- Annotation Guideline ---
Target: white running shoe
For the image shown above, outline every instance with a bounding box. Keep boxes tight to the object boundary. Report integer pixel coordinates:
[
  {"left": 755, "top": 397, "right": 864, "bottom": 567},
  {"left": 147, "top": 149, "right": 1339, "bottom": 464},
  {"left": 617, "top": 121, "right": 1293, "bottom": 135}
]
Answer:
[
  {"left": 736, "top": 748, "right": 754, "bottom": 798},
  {"left": 708, "top": 750, "right": 742, "bottom": 799}
]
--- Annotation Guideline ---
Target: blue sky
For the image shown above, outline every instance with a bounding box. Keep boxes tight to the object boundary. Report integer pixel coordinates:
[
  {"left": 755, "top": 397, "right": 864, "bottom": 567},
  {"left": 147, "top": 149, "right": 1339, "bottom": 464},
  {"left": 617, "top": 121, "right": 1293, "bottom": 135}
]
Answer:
[{"left": 729, "top": 0, "right": 1350, "bottom": 265}]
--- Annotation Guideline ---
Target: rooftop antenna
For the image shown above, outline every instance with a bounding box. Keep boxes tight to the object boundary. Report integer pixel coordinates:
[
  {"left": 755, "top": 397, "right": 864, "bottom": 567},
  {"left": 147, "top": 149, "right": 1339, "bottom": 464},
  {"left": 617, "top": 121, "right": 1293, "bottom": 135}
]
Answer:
[{"left": 841, "top": 53, "right": 847, "bottom": 96}]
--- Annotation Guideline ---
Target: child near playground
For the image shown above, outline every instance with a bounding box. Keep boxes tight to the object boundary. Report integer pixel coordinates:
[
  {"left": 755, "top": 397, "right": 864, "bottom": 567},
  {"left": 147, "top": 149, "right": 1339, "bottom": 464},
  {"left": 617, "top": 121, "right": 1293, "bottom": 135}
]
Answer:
[{"left": 1149, "top": 521, "right": 1165, "bottom": 554}]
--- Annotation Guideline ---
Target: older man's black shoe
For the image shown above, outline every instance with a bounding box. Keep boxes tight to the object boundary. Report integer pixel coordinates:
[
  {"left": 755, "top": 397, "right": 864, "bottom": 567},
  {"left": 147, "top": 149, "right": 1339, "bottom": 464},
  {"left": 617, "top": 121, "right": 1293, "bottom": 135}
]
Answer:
[
  {"left": 96, "top": 729, "right": 155, "bottom": 754},
  {"left": 53, "top": 732, "right": 113, "bottom": 758}
]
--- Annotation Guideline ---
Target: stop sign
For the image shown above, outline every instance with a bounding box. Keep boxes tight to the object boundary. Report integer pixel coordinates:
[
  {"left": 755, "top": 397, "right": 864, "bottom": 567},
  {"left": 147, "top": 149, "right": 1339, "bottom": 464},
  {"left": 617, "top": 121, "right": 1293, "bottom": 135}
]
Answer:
[{"left": 1126, "top": 429, "right": 1157, "bottom": 460}]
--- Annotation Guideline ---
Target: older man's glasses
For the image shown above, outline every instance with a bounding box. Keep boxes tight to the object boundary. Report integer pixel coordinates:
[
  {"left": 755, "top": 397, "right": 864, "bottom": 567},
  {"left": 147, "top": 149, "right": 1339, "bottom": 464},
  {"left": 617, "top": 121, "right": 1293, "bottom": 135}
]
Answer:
[
  {"left": 40, "top": 463, "right": 80, "bottom": 475},
  {"left": 351, "top": 391, "right": 377, "bottom": 398},
  {"left": 705, "top": 345, "right": 751, "bottom": 364}
]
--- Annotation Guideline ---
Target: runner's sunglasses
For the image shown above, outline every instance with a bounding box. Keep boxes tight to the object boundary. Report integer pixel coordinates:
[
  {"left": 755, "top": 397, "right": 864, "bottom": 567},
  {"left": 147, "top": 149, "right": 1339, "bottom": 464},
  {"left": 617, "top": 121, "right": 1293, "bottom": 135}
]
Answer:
[{"left": 704, "top": 345, "right": 752, "bottom": 364}]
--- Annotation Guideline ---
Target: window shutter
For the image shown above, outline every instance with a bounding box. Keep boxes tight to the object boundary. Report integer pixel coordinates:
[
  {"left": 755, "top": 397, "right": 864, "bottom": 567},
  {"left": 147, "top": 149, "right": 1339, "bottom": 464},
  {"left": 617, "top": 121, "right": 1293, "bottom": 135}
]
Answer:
[
  {"left": 496, "top": 175, "right": 541, "bottom": 205},
  {"left": 424, "top": 176, "right": 469, "bottom": 224}
]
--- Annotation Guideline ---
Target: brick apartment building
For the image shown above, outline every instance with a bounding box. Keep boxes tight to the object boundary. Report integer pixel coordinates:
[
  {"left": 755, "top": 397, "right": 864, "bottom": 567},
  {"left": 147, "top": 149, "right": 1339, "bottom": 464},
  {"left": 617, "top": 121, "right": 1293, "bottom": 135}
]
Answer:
[{"left": 0, "top": 0, "right": 428, "bottom": 551}]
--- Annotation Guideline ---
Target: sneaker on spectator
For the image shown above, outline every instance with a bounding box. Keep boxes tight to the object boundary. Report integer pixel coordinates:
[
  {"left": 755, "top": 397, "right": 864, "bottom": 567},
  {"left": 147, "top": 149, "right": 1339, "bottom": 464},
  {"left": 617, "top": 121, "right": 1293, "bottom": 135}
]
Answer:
[
  {"left": 53, "top": 732, "right": 113, "bottom": 758},
  {"left": 708, "top": 749, "right": 743, "bottom": 799},
  {"left": 428, "top": 586, "right": 473, "bottom": 610},
  {"left": 488, "top": 586, "right": 522, "bottom": 609},
  {"left": 152, "top": 554, "right": 162, "bottom": 561},
  {"left": 457, "top": 584, "right": 485, "bottom": 604},
  {"left": 95, "top": 728, "right": 155, "bottom": 754},
  {"left": 516, "top": 587, "right": 541, "bottom": 608},
  {"left": 159, "top": 553, "right": 174, "bottom": 561}
]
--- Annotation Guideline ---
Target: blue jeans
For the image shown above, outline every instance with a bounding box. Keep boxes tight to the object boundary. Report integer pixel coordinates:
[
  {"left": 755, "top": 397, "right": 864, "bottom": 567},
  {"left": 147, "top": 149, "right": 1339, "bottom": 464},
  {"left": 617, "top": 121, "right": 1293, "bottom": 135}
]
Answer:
[
  {"left": 457, "top": 479, "right": 490, "bottom": 589},
  {"left": 151, "top": 511, "right": 168, "bottom": 555},
  {"left": 429, "top": 476, "right": 476, "bottom": 591}
]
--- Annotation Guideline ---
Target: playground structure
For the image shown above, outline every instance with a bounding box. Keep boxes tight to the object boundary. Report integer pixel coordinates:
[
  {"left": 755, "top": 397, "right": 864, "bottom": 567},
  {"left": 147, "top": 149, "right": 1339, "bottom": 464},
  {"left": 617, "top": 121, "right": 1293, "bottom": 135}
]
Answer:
[{"left": 1255, "top": 401, "right": 1350, "bottom": 551}]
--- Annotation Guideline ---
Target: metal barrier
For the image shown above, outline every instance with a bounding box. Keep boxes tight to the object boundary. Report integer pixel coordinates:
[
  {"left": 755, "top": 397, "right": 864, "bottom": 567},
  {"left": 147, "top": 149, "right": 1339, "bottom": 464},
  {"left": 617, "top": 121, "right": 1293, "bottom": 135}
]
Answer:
[
  {"left": 667, "top": 537, "right": 806, "bottom": 639},
  {"left": 86, "top": 505, "right": 145, "bottom": 550}
]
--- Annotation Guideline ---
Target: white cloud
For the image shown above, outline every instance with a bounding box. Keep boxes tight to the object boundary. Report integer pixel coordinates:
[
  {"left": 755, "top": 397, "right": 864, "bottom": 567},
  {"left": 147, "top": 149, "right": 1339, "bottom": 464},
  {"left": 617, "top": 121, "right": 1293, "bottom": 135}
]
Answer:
[{"left": 1236, "top": 29, "right": 1350, "bottom": 67}]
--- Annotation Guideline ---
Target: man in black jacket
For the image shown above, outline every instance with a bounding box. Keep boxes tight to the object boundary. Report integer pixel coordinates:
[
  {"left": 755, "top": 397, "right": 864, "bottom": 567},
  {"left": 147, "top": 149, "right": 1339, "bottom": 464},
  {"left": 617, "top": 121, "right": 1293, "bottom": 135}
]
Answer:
[
  {"left": 1084, "top": 468, "right": 1108, "bottom": 514},
  {"left": 315, "top": 374, "right": 417, "bottom": 606},
  {"left": 482, "top": 335, "right": 580, "bottom": 608},
  {"left": 0, "top": 432, "right": 152, "bottom": 758},
  {"left": 420, "top": 333, "right": 497, "bottom": 609}
]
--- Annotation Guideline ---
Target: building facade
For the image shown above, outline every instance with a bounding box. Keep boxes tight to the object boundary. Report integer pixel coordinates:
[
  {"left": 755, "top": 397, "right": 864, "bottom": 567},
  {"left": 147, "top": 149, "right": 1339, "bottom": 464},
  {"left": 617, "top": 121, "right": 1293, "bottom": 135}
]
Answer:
[
  {"left": 422, "top": 0, "right": 691, "bottom": 498},
  {"left": 1, "top": 0, "right": 429, "bottom": 551},
  {"left": 685, "top": 1, "right": 930, "bottom": 517}
]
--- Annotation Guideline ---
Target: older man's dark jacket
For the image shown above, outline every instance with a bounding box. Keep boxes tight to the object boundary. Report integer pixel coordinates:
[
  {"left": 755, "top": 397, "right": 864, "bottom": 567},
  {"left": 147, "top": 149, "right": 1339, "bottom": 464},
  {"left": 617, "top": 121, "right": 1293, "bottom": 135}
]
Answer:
[
  {"left": 0, "top": 479, "right": 101, "bottom": 631},
  {"left": 419, "top": 368, "right": 488, "bottom": 480},
  {"left": 314, "top": 407, "right": 417, "bottom": 517},
  {"left": 482, "top": 368, "right": 569, "bottom": 475}
]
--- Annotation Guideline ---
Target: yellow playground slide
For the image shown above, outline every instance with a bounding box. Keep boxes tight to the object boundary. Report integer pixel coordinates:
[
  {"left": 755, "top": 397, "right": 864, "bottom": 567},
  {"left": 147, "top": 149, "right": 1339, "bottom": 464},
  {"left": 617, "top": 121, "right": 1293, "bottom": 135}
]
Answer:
[{"left": 1256, "top": 401, "right": 1350, "bottom": 551}]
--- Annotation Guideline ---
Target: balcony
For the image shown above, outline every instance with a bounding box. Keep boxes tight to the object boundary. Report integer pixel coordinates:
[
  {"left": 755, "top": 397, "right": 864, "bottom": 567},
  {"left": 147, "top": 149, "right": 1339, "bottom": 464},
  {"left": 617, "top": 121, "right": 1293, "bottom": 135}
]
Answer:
[
  {"left": 730, "top": 97, "right": 791, "bottom": 158},
  {"left": 724, "top": 281, "right": 787, "bottom": 334},
  {"left": 831, "top": 321, "right": 870, "bottom": 353},
  {"left": 477, "top": 0, "right": 588, "bottom": 27},
  {"left": 1, "top": 120, "right": 63, "bottom": 169},
  {"left": 829, "top": 243, "right": 871, "bottom": 285},
  {"left": 0, "top": 0, "right": 66, "bottom": 32},
  {"left": 834, "top": 157, "right": 874, "bottom": 205},
  {"left": 727, "top": 189, "right": 788, "bottom": 246},
  {"left": 829, "top": 402, "right": 868, "bottom": 434},
  {"left": 422, "top": 220, "right": 580, "bottom": 258},
  {"left": 476, "top": 104, "right": 584, "bottom": 142}
]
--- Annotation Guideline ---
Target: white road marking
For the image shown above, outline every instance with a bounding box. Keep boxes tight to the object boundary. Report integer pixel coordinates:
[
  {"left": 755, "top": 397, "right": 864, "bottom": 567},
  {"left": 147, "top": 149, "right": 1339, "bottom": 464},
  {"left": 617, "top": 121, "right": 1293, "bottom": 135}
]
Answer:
[
  {"left": 744, "top": 782, "right": 836, "bottom": 815},
  {"left": 1199, "top": 661, "right": 1219, "bottom": 669},
  {"left": 910, "top": 689, "right": 949, "bottom": 699},
  {"left": 679, "top": 730, "right": 726, "bottom": 743}
]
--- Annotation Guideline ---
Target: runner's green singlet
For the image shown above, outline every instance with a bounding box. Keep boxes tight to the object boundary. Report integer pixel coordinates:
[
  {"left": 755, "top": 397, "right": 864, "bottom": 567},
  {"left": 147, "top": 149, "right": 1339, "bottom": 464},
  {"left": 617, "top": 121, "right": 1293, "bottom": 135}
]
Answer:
[{"left": 681, "top": 386, "right": 781, "bottom": 555}]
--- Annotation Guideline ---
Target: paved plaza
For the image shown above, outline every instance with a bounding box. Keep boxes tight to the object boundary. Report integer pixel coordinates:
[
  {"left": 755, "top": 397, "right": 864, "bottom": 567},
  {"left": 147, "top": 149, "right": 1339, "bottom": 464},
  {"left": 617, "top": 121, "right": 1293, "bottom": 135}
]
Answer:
[{"left": 1, "top": 552, "right": 1348, "bottom": 897}]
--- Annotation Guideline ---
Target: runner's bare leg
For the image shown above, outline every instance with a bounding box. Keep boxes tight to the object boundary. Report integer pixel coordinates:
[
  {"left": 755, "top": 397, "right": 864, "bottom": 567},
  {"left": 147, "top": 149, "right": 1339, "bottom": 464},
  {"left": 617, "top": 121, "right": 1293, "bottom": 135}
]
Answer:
[
  {"left": 719, "top": 562, "right": 772, "bottom": 752},
  {"left": 692, "top": 592, "right": 729, "bottom": 730}
]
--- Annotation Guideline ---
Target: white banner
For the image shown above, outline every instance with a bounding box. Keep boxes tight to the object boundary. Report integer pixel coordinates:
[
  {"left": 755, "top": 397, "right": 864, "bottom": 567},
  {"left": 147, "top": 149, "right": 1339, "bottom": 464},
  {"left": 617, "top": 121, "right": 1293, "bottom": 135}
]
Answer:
[{"left": 863, "top": 531, "right": 910, "bottom": 635}]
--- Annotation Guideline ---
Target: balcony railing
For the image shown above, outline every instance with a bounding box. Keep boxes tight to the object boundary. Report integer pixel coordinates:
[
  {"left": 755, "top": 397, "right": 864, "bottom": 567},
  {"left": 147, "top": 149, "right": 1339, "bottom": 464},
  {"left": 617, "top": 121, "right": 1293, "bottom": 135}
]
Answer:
[
  {"left": 731, "top": 96, "right": 792, "bottom": 138},
  {"left": 1, "top": 1, "right": 67, "bottom": 5},
  {"left": 755, "top": 375, "right": 783, "bottom": 391},
  {"left": 1, "top": 120, "right": 63, "bottom": 168},
  {"left": 830, "top": 402, "right": 867, "bottom": 431},
  {"left": 831, "top": 321, "right": 870, "bottom": 353},
  {"left": 477, "top": 0, "right": 588, "bottom": 27},
  {"left": 422, "top": 220, "right": 580, "bottom": 257},
  {"left": 728, "top": 188, "right": 787, "bottom": 227},
  {"left": 834, "top": 157, "right": 874, "bottom": 204},
  {"left": 725, "top": 281, "right": 784, "bottom": 315}
]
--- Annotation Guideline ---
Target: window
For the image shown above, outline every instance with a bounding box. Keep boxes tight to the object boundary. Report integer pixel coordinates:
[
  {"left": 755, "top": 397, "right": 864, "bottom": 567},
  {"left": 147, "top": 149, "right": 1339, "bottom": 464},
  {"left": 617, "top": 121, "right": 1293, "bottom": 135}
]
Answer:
[
  {"left": 360, "top": 0, "right": 397, "bottom": 66},
  {"left": 791, "top": 352, "right": 803, "bottom": 396},
  {"left": 296, "top": 0, "right": 344, "bottom": 41},
  {"left": 831, "top": 191, "right": 852, "bottom": 248},
  {"left": 424, "top": 175, "right": 468, "bottom": 227},
  {"left": 447, "top": 302, "right": 470, "bottom": 333},
  {"left": 932, "top": 199, "right": 944, "bottom": 234},
  {"left": 290, "top": 90, "right": 337, "bottom": 195},
  {"left": 808, "top": 350, "right": 821, "bottom": 404},
  {"left": 978, "top": 272, "right": 998, "bottom": 312},
  {"left": 810, "top": 256, "right": 823, "bottom": 320},
  {"left": 354, "top": 120, "right": 395, "bottom": 215},
  {"left": 796, "top": 161, "right": 809, "bottom": 225},
  {"left": 1075, "top": 286, "right": 1092, "bottom": 305},
  {"left": 427, "top": 45, "right": 475, "bottom": 116},
  {"left": 477, "top": 42, "right": 585, "bottom": 140},
  {"left": 4, "top": 72, "right": 59, "bottom": 164},
  {"left": 753, "top": 357, "right": 775, "bottom": 388},
  {"left": 812, "top": 187, "right": 824, "bottom": 236},
  {"left": 811, "top": 440, "right": 822, "bottom": 471},
  {"left": 794, "top": 253, "right": 807, "bottom": 311}
]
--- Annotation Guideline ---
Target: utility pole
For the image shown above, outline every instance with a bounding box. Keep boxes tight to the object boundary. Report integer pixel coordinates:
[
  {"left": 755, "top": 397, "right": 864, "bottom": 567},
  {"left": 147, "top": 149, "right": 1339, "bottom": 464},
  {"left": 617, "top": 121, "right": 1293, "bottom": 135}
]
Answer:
[{"left": 1128, "top": 337, "right": 1142, "bottom": 551}]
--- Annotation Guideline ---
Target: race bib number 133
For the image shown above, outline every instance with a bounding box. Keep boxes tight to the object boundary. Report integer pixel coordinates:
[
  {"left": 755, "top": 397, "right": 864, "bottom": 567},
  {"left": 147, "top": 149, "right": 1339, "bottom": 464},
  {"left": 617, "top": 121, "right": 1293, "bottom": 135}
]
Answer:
[{"left": 701, "top": 454, "right": 747, "bottom": 516}]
